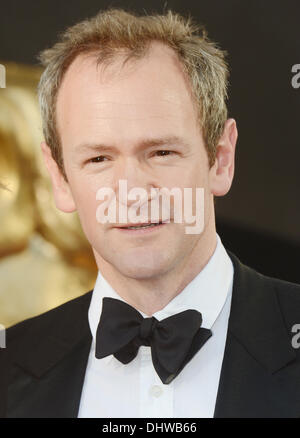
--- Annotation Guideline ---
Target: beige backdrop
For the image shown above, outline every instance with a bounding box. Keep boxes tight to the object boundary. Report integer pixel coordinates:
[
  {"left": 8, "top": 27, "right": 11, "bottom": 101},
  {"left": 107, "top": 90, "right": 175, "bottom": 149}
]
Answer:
[{"left": 0, "top": 62, "right": 97, "bottom": 328}]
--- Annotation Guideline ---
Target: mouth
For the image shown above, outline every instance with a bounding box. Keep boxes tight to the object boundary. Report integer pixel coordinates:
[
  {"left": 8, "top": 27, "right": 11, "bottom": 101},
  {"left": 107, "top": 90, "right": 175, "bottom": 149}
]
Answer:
[{"left": 114, "top": 220, "right": 168, "bottom": 233}]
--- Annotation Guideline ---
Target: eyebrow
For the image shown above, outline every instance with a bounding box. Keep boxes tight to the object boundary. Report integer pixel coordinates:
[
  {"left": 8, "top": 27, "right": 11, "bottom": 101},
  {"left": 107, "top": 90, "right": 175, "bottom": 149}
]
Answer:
[{"left": 74, "top": 135, "right": 189, "bottom": 154}]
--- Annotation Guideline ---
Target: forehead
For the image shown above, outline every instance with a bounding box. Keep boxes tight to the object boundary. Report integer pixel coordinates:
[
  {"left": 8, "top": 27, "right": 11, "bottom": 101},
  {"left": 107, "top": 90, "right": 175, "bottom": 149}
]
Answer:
[{"left": 56, "top": 42, "right": 199, "bottom": 149}]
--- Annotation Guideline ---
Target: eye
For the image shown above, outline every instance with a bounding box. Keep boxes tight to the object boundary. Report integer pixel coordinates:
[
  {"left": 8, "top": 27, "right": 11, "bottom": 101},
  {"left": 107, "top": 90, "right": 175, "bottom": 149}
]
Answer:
[
  {"left": 153, "top": 150, "right": 175, "bottom": 157},
  {"left": 88, "top": 155, "right": 109, "bottom": 163}
]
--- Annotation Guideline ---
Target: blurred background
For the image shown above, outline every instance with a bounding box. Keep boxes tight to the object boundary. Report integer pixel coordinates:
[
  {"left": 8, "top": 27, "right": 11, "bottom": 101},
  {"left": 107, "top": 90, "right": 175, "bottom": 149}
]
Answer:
[{"left": 1, "top": 0, "right": 300, "bottom": 328}]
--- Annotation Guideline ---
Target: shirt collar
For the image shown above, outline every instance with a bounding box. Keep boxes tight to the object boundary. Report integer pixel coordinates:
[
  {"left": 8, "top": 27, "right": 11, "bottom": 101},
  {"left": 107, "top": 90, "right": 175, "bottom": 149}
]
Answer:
[{"left": 88, "top": 233, "right": 233, "bottom": 340}]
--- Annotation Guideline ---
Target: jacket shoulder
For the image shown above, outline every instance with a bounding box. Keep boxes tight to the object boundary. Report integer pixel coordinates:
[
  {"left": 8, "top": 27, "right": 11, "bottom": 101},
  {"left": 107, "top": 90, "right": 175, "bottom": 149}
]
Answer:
[
  {"left": 228, "top": 249, "right": 300, "bottom": 295},
  {"left": 6, "top": 290, "right": 93, "bottom": 345},
  {"left": 244, "top": 258, "right": 300, "bottom": 301},
  {"left": 228, "top": 250, "right": 300, "bottom": 326}
]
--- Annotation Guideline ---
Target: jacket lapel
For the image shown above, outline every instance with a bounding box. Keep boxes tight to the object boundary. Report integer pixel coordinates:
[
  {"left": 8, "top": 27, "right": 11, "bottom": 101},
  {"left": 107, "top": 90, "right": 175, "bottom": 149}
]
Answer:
[
  {"left": 214, "top": 251, "right": 299, "bottom": 417},
  {"left": 6, "top": 251, "right": 300, "bottom": 418},
  {"left": 7, "top": 291, "right": 93, "bottom": 418}
]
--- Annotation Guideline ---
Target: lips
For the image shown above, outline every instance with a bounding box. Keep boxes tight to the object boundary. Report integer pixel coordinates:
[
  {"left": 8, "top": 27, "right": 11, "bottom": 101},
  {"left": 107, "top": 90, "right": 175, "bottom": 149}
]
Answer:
[{"left": 116, "top": 221, "right": 164, "bottom": 229}]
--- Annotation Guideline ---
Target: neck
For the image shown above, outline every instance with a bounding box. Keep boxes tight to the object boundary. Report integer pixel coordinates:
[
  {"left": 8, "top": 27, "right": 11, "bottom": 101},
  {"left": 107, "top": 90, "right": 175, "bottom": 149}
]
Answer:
[{"left": 94, "top": 213, "right": 217, "bottom": 316}]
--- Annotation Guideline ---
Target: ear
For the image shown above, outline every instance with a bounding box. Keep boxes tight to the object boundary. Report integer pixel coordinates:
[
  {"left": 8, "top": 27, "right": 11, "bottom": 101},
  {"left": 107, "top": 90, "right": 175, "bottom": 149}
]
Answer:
[
  {"left": 209, "top": 118, "right": 238, "bottom": 196},
  {"left": 40, "top": 141, "right": 76, "bottom": 212}
]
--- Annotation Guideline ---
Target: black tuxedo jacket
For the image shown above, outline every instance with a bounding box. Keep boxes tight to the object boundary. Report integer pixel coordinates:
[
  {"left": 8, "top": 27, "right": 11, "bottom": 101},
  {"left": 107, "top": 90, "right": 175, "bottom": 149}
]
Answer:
[{"left": 1, "top": 251, "right": 300, "bottom": 418}]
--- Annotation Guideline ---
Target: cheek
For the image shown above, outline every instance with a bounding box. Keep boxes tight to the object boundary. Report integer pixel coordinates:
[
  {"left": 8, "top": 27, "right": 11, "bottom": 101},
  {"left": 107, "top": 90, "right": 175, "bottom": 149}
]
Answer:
[
  {"left": 162, "top": 168, "right": 194, "bottom": 188},
  {"left": 78, "top": 197, "right": 98, "bottom": 235},
  {"left": 69, "top": 178, "right": 100, "bottom": 228},
  {"left": 175, "top": 165, "right": 208, "bottom": 190}
]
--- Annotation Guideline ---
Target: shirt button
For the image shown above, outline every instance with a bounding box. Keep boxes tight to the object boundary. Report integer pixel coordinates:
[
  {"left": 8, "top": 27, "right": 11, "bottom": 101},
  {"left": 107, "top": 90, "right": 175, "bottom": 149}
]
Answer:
[{"left": 149, "top": 385, "right": 163, "bottom": 398}]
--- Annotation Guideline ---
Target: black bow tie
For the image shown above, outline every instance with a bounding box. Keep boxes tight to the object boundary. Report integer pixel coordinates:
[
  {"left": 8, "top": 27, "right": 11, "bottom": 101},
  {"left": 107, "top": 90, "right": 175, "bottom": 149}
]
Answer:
[{"left": 95, "top": 297, "right": 212, "bottom": 384}]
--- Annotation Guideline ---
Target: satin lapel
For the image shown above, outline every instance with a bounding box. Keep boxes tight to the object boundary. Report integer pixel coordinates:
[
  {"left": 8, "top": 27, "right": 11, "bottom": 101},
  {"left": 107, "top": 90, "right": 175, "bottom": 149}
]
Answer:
[
  {"left": 214, "top": 252, "right": 300, "bottom": 418},
  {"left": 7, "top": 291, "right": 93, "bottom": 418}
]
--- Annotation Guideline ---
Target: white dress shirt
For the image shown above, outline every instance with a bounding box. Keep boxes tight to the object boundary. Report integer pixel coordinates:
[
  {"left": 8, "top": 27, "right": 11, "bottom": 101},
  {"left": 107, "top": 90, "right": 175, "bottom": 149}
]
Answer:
[{"left": 78, "top": 234, "right": 234, "bottom": 418}]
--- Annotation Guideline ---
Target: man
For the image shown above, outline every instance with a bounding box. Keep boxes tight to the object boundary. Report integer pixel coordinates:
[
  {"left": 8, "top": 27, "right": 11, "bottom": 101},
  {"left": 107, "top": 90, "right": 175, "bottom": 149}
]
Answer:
[{"left": 1, "top": 8, "right": 300, "bottom": 418}]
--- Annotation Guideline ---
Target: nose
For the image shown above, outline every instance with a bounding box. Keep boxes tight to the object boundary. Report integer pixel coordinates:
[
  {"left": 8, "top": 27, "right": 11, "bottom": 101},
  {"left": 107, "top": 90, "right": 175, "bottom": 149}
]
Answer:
[{"left": 113, "top": 157, "right": 155, "bottom": 208}]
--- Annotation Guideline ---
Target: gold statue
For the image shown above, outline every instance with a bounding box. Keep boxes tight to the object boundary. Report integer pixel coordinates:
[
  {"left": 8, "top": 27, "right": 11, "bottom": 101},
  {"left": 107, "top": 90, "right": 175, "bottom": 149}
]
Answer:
[{"left": 0, "top": 62, "right": 97, "bottom": 328}]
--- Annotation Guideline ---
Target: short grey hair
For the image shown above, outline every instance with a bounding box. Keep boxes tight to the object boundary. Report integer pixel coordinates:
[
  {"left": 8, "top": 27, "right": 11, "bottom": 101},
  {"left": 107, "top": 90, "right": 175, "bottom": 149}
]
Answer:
[{"left": 38, "top": 8, "right": 229, "bottom": 180}]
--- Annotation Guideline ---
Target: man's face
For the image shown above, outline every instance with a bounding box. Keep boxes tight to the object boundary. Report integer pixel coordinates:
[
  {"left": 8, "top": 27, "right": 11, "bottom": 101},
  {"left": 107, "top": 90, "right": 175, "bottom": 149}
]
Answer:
[{"left": 53, "top": 43, "right": 223, "bottom": 279}]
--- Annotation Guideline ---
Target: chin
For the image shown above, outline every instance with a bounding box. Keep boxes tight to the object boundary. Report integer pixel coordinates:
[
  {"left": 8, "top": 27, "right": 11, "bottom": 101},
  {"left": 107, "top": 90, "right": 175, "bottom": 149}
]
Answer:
[{"left": 110, "top": 248, "right": 172, "bottom": 280}]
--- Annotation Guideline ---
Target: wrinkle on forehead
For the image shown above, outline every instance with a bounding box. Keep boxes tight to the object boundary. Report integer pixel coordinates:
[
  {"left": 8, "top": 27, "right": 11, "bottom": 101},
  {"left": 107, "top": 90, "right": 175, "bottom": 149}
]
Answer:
[
  {"left": 57, "top": 40, "right": 195, "bottom": 108},
  {"left": 61, "top": 41, "right": 188, "bottom": 85},
  {"left": 56, "top": 41, "right": 200, "bottom": 150}
]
